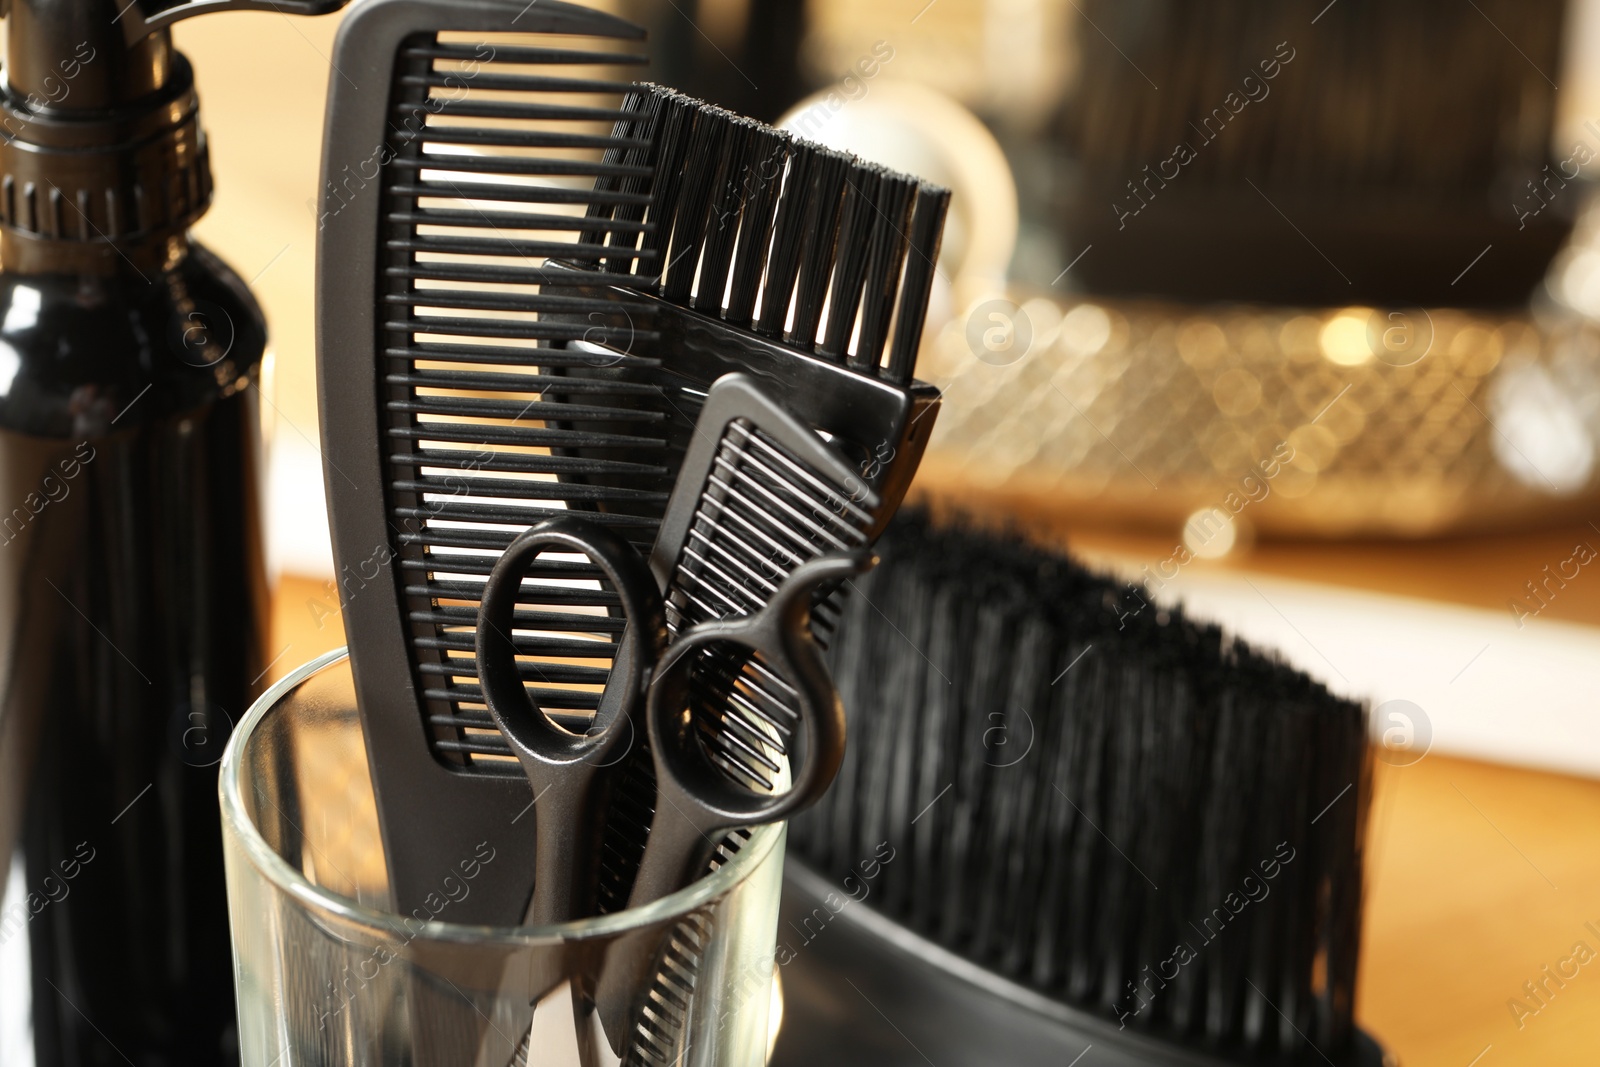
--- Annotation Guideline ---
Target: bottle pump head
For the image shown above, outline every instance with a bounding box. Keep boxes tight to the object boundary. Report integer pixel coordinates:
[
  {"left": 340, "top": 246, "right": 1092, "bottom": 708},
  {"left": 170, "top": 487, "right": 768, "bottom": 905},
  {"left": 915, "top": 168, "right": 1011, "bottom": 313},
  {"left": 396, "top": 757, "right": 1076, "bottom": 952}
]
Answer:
[{"left": 0, "top": 0, "right": 346, "bottom": 272}]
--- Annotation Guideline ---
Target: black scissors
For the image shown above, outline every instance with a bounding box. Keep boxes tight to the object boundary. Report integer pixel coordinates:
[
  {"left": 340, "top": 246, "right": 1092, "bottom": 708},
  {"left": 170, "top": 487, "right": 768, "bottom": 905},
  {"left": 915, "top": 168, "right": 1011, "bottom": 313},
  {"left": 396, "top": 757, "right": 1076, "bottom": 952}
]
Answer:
[{"left": 476, "top": 513, "right": 866, "bottom": 925}]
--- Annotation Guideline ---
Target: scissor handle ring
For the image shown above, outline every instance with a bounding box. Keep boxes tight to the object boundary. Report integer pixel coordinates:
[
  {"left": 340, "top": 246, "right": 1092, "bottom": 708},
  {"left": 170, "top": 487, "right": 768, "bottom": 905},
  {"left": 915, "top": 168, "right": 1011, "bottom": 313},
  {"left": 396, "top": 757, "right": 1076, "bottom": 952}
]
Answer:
[
  {"left": 477, "top": 515, "right": 665, "bottom": 770},
  {"left": 645, "top": 552, "right": 869, "bottom": 826}
]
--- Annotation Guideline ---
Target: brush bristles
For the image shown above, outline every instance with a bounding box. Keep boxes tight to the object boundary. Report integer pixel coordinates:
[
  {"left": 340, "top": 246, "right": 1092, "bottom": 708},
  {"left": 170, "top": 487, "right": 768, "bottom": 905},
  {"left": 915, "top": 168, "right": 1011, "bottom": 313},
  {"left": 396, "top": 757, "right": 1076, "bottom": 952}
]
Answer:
[
  {"left": 660, "top": 104, "right": 731, "bottom": 304},
  {"left": 785, "top": 149, "right": 852, "bottom": 348},
  {"left": 755, "top": 139, "right": 814, "bottom": 339},
  {"left": 819, "top": 166, "right": 881, "bottom": 362},
  {"left": 886, "top": 186, "right": 949, "bottom": 382},
  {"left": 791, "top": 511, "right": 1371, "bottom": 1062},
  {"left": 725, "top": 126, "right": 788, "bottom": 326},
  {"left": 848, "top": 170, "right": 916, "bottom": 372},
  {"left": 585, "top": 84, "right": 948, "bottom": 384},
  {"left": 692, "top": 118, "right": 755, "bottom": 316}
]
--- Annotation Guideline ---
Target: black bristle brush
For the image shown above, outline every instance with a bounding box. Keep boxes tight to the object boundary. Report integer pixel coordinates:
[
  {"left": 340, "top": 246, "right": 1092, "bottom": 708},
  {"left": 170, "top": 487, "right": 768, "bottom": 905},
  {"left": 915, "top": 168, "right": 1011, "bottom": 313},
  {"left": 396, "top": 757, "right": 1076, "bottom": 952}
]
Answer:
[
  {"left": 778, "top": 510, "right": 1382, "bottom": 1067},
  {"left": 552, "top": 84, "right": 951, "bottom": 912}
]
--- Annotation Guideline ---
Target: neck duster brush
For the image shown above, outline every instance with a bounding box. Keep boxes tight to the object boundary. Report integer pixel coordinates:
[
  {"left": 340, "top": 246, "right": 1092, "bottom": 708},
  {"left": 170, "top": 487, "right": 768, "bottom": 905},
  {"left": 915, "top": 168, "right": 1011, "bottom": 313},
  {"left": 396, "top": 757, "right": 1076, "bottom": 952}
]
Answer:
[{"left": 780, "top": 509, "right": 1381, "bottom": 1067}]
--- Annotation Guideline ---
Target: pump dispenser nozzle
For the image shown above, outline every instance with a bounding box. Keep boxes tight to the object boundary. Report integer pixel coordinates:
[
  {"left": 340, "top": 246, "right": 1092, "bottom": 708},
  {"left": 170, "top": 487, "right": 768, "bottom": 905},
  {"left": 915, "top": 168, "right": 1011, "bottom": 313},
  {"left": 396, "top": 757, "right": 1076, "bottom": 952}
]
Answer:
[{"left": 0, "top": 0, "right": 347, "bottom": 272}]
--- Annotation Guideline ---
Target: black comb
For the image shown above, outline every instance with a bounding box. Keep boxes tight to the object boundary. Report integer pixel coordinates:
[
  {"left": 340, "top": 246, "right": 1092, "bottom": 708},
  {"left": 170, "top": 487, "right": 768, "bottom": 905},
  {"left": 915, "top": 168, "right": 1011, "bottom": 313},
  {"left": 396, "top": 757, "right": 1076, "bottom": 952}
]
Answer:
[{"left": 318, "top": 0, "right": 658, "bottom": 923}]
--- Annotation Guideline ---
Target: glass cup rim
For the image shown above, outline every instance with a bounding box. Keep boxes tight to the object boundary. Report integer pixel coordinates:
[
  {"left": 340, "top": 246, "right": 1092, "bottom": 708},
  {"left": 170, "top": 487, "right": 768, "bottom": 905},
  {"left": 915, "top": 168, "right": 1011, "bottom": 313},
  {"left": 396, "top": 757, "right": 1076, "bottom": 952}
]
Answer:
[{"left": 219, "top": 646, "right": 783, "bottom": 946}]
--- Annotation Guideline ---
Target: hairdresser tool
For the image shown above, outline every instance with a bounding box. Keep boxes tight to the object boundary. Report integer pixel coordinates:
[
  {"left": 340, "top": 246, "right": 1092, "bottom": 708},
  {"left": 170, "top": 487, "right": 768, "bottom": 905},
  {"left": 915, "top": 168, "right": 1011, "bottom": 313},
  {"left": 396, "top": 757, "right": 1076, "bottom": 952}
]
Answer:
[
  {"left": 476, "top": 373, "right": 869, "bottom": 1066},
  {"left": 319, "top": 20, "right": 949, "bottom": 927},
  {"left": 318, "top": 0, "right": 656, "bottom": 924},
  {"left": 777, "top": 510, "right": 1383, "bottom": 1067},
  {"left": 0, "top": 0, "right": 346, "bottom": 1062},
  {"left": 479, "top": 528, "right": 859, "bottom": 898},
  {"left": 580, "top": 531, "right": 869, "bottom": 1062},
  {"left": 558, "top": 90, "right": 948, "bottom": 921},
  {"left": 584, "top": 372, "right": 885, "bottom": 1065},
  {"left": 477, "top": 373, "right": 872, "bottom": 923},
  {"left": 628, "top": 372, "right": 876, "bottom": 907},
  {"left": 478, "top": 509, "right": 856, "bottom": 1065},
  {"left": 577, "top": 547, "right": 866, "bottom": 1064},
  {"left": 572, "top": 82, "right": 949, "bottom": 394}
]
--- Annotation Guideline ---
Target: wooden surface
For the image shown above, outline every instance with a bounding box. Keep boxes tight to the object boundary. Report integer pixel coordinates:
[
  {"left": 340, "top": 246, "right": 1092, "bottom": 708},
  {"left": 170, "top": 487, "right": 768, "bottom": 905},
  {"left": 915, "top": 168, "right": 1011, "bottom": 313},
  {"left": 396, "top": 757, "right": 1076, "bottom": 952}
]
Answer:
[
  {"left": 194, "top": 8, "right": 1600, "bottom": 1062},
  {"left": 1362, "top": 757, "right": 1600, "bottom": 1066}
]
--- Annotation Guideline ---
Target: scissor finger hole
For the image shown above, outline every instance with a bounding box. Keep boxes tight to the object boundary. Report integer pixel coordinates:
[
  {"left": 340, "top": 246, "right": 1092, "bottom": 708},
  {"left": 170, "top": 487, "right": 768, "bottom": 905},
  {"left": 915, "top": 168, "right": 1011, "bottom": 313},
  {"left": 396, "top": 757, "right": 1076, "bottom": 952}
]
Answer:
[
  {"left": 652, "top": 637, "right": 833, "bottom": 826},
  {"left": 477, "top": 518, "right": 663, "bottom": 766}
]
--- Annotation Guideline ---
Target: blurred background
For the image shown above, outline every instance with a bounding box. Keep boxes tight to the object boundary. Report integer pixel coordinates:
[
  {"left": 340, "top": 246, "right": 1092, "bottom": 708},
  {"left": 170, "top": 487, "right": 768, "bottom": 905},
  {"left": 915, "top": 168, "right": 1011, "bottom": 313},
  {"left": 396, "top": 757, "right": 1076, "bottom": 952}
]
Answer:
[{"left": 100, "top": 0, "right": 1600, "bottom": 1062}]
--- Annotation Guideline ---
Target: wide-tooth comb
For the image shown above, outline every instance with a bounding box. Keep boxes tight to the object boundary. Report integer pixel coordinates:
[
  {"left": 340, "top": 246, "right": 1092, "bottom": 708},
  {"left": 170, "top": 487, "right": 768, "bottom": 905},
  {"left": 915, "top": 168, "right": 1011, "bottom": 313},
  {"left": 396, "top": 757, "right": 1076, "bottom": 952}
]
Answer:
[{"left": 318, "top": 0, "right": 662, "bottom": 923}]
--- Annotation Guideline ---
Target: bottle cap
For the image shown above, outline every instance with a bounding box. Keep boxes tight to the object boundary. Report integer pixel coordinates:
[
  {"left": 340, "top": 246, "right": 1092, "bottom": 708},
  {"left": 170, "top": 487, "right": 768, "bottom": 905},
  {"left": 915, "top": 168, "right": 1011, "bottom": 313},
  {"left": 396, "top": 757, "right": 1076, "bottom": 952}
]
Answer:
[{"left": 0, "top": 0, "right": 345, "bottom": 271}]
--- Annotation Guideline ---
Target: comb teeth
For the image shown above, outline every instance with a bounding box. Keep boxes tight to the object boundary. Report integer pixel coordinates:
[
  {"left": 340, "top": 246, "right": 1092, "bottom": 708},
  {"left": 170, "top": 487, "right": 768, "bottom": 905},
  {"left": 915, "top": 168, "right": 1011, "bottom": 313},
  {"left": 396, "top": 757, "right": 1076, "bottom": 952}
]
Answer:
[
  {"left": 376, "top": 32, "right": 674, "bottom": 770},
  {"left": 629, "top": 911, "right": 713, "bottom": 1064},
  {"left": 664, "top": 417, "right": 872, "bottom": 792},
  {"left": 619, "top": 828, "right": 750, "bottom": 1064},
  {"left": 586, "top": 84, "right": 950, "bottom": 384}
]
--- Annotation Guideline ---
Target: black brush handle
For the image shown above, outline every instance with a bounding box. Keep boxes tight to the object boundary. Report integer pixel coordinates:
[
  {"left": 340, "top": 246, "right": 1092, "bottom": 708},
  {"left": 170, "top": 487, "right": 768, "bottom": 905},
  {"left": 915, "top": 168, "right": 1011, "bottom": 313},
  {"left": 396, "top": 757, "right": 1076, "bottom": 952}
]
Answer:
[{"left": 774, "top": 863, "right": 1391, "bottom": 1067}]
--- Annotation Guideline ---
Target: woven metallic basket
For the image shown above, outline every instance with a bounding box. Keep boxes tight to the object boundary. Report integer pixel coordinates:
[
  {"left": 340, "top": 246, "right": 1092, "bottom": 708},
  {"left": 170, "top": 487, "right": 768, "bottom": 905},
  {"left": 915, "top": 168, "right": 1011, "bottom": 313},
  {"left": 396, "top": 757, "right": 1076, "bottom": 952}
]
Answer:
[{"left": 919, "top": 194, "right": 1600, "bottom": 541}]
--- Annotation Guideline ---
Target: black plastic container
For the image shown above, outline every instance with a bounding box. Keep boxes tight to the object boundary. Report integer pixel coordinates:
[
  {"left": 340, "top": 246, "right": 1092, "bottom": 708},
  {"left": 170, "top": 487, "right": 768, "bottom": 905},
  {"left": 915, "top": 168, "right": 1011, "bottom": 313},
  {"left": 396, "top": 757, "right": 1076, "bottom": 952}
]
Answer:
[
  {"left": 773, "top": 863, "right": 1392, "bottom": 1067},
  {"left": 0, "top": 1, "right": 341, "bottom": 1062}
]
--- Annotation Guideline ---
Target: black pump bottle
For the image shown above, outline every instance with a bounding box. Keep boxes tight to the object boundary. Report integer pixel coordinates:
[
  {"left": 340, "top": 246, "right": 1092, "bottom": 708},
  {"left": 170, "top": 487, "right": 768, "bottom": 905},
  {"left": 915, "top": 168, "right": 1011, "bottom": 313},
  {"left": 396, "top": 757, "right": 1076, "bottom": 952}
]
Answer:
[{"left": 0, "top": 1, "right": 343, "bottom": 1063}]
